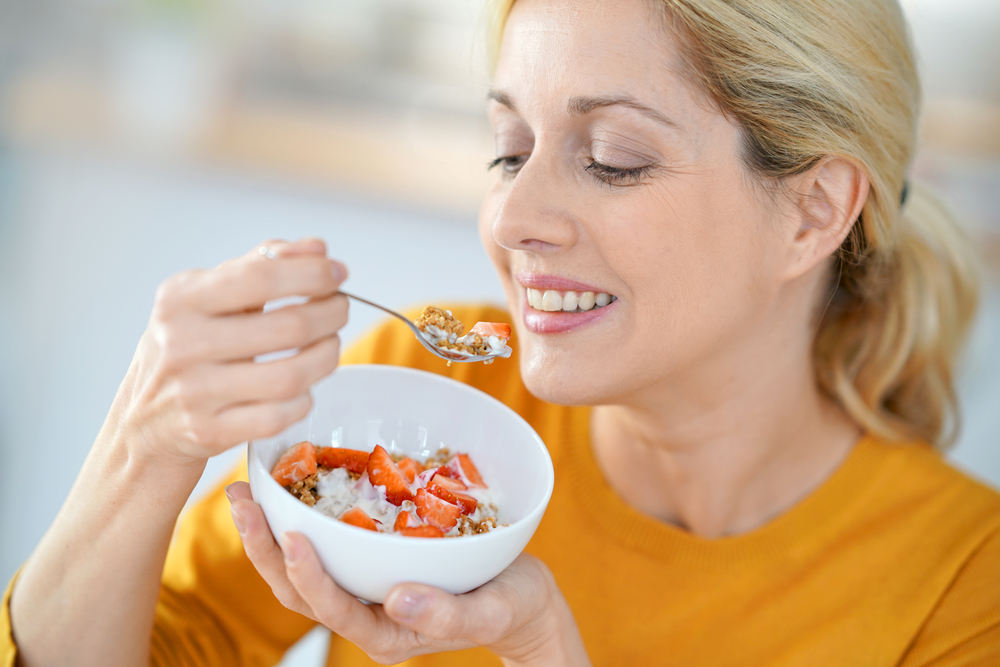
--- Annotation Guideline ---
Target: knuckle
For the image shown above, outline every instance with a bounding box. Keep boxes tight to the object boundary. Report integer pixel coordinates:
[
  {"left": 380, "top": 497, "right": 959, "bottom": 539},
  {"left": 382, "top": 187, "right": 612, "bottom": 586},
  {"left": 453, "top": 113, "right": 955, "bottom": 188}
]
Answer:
[
  {"left": 154, "top": 270, "right": 199, "bottom": 317},
  {"left": 182, "top": 413, "right": 216, "bottom": 448}
]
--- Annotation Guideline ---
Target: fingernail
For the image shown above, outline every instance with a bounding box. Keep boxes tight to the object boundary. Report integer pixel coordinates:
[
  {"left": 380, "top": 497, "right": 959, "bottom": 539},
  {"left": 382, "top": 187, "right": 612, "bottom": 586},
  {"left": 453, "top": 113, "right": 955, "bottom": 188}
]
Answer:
[
  {"left": 231, "top": 505, "right": 247, "bottom": 535},
  {"left": 388, "top": 591, "right": 427, "bottom": 621},
  {"left": 282, "top": 533, "right": 301, "bottom": 564},
  {"left": 225, "top": 483, "right": 238, "bottom": 501},
  {"left": 331, "top": 262, "right": 347, "bottom": 283}
]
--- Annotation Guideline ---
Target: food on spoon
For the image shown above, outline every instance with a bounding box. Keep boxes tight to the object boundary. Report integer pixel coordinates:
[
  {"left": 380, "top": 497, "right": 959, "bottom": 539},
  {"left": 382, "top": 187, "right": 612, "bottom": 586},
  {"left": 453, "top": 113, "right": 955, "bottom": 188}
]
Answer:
[
  {"left": 415, "top": 306, "right": 512, "bottom": 364},
  {"left": 270, "top": 442, "right": 503, "bottom": 537}
]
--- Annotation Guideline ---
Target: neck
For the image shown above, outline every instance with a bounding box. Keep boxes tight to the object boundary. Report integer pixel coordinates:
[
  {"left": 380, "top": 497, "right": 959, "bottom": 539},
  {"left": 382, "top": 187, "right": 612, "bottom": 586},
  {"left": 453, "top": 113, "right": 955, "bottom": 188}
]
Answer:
[{"left": 590, "top": 316, "right": 860, "bottom": 538}]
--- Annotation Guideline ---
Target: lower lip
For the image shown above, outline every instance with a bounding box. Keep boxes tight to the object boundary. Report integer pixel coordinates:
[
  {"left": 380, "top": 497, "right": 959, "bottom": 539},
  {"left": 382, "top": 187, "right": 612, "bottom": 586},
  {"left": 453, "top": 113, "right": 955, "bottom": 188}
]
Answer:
[{"left": 522, "top": 299, "right": 618, "bottom": 334}]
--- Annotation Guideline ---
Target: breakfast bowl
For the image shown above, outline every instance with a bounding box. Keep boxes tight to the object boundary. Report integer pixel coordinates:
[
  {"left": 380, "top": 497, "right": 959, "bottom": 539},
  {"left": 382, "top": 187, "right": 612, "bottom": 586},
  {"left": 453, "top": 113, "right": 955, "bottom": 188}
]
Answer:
[{"left": 247, "top": 364, "right": 554, "bottom": 603}]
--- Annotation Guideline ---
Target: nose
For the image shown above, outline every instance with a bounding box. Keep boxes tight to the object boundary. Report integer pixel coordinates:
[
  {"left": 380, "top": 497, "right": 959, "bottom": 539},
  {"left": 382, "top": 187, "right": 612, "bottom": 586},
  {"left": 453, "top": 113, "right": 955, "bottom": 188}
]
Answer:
[{"left": 488, "top": 153, "right": 579, "bottom": 254}]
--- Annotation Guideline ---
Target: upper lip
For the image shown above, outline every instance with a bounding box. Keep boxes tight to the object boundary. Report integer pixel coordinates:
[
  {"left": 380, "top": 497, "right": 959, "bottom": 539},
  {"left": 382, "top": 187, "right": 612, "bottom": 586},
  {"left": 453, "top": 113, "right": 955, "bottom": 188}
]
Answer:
[{"left": 515, "top": 272, "right": 613, "bottom": 294}]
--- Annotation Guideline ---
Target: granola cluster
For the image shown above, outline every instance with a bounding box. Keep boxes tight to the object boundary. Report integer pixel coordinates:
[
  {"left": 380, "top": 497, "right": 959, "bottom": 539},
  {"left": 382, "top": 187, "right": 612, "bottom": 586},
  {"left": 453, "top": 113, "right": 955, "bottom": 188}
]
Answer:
[
  {"left": 416, "top": 307, "right": 492, "bottom": 357},
  {"left": 290, "top": 473, "right": 319, "bottom": 506},
  {"left": 416, "top": 306, "right": 464, "bottom": 337}
]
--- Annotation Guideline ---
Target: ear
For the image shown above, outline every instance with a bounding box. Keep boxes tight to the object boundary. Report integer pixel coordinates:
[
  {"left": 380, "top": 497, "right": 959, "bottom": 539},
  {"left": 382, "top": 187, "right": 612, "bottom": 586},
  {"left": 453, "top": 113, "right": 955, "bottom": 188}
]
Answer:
[{"left": 781, "top": 156, "right": 869, "bottom": 280}]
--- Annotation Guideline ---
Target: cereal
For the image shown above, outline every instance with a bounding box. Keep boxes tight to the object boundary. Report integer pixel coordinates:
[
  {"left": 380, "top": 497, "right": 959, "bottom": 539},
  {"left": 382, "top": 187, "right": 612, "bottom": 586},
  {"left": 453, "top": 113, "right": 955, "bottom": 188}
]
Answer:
[{"left": 271, "top": 442, "right": 503, "bottom": 538}]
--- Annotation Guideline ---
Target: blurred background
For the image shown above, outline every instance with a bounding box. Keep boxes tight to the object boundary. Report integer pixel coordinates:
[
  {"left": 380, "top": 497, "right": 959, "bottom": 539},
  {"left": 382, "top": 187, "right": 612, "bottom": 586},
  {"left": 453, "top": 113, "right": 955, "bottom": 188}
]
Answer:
[{"left": 1, "top": 0, "right": 998, "bottom": 663}]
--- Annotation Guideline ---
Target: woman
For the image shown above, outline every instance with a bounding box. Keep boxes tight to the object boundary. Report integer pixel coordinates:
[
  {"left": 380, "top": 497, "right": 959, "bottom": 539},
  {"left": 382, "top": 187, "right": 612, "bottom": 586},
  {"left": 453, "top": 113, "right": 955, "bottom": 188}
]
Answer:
[{"left": 5, "top": 0, "right": 998, "bottom": 664}]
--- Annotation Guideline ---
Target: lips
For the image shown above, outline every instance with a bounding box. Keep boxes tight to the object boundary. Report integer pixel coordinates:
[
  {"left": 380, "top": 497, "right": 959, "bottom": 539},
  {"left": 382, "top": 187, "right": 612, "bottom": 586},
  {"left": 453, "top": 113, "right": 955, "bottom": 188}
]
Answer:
[{"left": 516, "top": 273, "right": 618, "bottom": 334}]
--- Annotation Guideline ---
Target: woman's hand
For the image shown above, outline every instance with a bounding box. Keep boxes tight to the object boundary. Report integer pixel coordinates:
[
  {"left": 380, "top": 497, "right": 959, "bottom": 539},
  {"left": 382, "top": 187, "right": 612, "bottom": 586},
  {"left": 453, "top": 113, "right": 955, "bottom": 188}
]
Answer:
[
  {"left": 105, "top": 238, "right": 348, "bottom": 469},
  {"left": 226, "top": 482, "right": 591, "bottom": 666}
]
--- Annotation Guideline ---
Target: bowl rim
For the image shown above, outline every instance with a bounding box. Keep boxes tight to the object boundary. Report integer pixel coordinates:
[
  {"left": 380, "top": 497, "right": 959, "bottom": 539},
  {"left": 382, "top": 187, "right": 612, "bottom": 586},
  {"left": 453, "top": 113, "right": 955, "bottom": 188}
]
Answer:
[{"left": 248, "top": 363, "right": 555, "bottom": 542}]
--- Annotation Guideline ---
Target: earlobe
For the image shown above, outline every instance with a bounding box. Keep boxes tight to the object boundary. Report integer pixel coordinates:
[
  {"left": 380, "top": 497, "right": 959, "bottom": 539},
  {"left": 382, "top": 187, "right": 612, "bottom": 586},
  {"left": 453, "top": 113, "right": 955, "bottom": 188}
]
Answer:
[{"left": 784, "top": 157, "right": 869, "bottom": 279}]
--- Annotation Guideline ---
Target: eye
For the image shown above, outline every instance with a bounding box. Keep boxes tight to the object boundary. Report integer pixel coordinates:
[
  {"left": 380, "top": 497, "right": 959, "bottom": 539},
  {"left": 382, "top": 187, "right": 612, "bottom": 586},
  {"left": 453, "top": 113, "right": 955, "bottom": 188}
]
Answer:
[
  {"left": 487, "top": 155, "right": 528, "bottom": 177},
  {"left": 585, "top": 160, "right": 655, "bottom": 187}
]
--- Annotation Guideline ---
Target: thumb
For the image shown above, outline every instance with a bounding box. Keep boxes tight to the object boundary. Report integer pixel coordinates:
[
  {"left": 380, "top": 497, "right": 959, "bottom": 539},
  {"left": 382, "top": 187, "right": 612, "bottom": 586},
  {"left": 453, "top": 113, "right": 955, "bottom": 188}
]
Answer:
[{"left": 383, "top": 584, "right": 507, "bottom": 644}]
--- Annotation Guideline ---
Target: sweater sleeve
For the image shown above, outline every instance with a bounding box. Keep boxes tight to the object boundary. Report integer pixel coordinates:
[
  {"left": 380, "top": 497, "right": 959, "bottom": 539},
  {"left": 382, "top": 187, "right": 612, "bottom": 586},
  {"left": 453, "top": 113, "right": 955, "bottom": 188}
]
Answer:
[
  {"left": 900, "top": 527, "right": 1000, "bottom": 666},
  {"left": 0, "top": 572, "right": 20, "bottom": 667},
  {"left": 151, "top": 464, "right": 316, "bottom": 666}
]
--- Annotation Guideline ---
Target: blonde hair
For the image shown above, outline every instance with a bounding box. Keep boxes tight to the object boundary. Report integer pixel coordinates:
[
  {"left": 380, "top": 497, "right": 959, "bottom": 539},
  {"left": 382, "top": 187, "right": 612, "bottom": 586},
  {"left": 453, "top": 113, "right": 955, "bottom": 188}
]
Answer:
[{"left": 487, "top": 0, "right": 979, "bottom": 449}]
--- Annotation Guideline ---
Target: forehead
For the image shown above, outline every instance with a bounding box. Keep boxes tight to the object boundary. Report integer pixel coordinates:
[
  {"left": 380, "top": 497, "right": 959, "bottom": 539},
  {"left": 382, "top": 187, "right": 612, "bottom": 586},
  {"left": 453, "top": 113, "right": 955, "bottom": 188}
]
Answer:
[{"left": 494, "top": 0, "right": 694, "bottom": 106}]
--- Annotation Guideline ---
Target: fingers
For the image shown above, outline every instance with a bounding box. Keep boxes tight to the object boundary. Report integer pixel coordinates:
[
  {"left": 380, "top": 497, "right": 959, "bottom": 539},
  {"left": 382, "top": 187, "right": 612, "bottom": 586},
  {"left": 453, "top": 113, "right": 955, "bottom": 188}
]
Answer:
[
  {"left": 227, "top": 490, "right": 314, "bottom": 619},
  {"left": 211, "top": 336, "right": 342, "bottom": 406},
  {"left": 384, "top": 583, "right": 510, "bottom": 646},
  {"left": 280, "top": 533, "right": 397, "bottom": 646},
  {"left": 163, "top": 239, "right": 347, "bottom": 317},
  {"left": 211, "top": 393, "right": 314, "bottom": 445},
  {"left": 201, "top": 255, "right": 348, "bottom": 315},
  {"left": 205, "top": 293, "right": 349, "bottom": 362}
]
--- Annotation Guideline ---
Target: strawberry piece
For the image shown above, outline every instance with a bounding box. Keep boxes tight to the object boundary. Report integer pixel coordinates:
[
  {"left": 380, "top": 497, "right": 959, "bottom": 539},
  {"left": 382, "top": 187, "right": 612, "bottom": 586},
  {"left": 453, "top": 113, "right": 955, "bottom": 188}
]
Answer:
[
  {"left": 431, "top": 471, "right": 467, "bottom": 491},
  {"left": 396, "top": 457, "right": 422, "bottom": 484},
  {"left": 434, "top": 465, "right": 458, "bottom": 480},
  {"left": 397, "top": 525, "right": 446, "bottom": 538},
  {"left": 270, "top": 441, "right": 317, "bottom": 488},
  {"left": 340, "top": 507, "right": 378, "bottom": 532},
  {"left": 427, "top": 479, "right": 478, "bottom": 515},
  {"left": 469, "top": 321, "right": 511, "bottom": 339},
  {"left": 393, "top": 510, "right": 422, "bottom": 532},
  {"left": 366, "top": 445, "right": 414, "bottom": 505},
  {"left": 447, "top": 453, "right": 486, "bottom": 488},
  {"left": 316, "top": 447, "right": 369, "bottom": 475},
  {"left": 414, "top": 488, "right": 462, "bottom": 532}
]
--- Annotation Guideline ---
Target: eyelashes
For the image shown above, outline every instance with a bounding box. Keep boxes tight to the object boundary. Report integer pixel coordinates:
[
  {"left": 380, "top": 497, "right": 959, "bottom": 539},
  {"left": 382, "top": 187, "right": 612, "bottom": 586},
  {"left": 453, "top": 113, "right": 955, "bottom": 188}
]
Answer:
[
  {"left": 583, "top": 160, "right": 654, "bottom": 186},
  {"left": 487, "top": 154, "right": 655, "bottom": 187},
  {"left": 486, "top": 155, "right": 527, "bottom": 174}
]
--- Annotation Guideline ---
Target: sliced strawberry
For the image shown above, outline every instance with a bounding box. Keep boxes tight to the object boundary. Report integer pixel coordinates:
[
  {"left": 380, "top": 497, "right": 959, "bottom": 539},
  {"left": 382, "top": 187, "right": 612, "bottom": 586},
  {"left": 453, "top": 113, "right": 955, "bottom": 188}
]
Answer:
[
  {"left": 427, "top": 479, "right": 478, "bottom": 515},
  {"left": 270, "top": 441, "right": 317, "bottom": 488},
  {"left": 316, "top": 447, "right": 369, "bottom": 474},
  {"left": 470, "top": 321, "right": 511, "bottom": 339},
  {"left": 431, "top": 471, "right": 467, "bottom": 491},
  {"left": 434, "top": 465, "right": 458, "bottom": 480},
  {"left": 393, "top": 510, "right": 422, "bottom": 532},
  {"left": 366, "top": 445, "right": 414, "bottom": 505},
  {"left": 397, "top": 525, "right": 445, "bottom": 538},
  {"left": 414, "top": 488, "right": 461, "bottom": 532},
  {"left": 396, "top": 457, "right": 422, "bottom": 484},
  {"left": 447, "top": 453, "right": 486, "bottom": 488},
  {"left": 340, "top": 507, "right": 378, "bottom": 532}
]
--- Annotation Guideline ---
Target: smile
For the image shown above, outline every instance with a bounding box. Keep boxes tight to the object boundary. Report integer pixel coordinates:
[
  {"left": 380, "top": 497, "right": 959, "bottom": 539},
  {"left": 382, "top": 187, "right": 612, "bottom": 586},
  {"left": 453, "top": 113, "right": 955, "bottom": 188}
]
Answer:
[{"left": 525, "top": 288, "right": 617, "bottom": 313}]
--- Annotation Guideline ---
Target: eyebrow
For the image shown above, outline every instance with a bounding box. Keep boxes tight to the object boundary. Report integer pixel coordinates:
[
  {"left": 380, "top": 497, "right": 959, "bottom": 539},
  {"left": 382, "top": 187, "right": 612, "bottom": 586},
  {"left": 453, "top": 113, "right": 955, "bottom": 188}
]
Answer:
[
  {"left": 487, "top": 89, "right": 678, "bottom": 130},
  {"left": 568, "top": 95, "right": 679, "bottom": 129}
]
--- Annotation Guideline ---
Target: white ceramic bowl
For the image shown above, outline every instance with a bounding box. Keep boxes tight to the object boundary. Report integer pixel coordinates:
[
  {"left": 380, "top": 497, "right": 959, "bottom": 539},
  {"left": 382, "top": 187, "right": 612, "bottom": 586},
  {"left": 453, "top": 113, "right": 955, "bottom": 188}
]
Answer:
[{"left": 248, "top": 364, "right": 554, "bottom": 603}]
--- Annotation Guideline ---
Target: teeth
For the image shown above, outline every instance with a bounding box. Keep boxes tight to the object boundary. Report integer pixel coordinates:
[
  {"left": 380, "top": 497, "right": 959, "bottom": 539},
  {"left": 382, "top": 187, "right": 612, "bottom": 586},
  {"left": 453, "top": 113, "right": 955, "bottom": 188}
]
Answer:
[
  {"left": 525, "top": 287, "right": 615, "bottom": 313},
  {"left": 541, "top": 290, "right": 562, "bottom": 311},
  {"left": 526, "top": 288, "right": 542, "bottom": 309},
  {"left": 561, "top": 291, "right": 578, "bottom": 311}
]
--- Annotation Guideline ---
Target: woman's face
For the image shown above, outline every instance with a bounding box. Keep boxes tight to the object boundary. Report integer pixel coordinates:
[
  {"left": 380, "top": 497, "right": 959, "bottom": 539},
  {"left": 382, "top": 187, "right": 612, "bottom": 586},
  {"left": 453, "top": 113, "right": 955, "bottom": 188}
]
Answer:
[{"left": 480, "top": 0, "right": 795, "bottom": 406}]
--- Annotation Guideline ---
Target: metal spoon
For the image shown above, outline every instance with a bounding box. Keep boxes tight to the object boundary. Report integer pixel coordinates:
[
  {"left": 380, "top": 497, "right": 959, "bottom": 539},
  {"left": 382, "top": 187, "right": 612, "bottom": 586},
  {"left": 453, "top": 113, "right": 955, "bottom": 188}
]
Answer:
[{"left": 339, "top": 290, "right": 511, "bottom": 364}]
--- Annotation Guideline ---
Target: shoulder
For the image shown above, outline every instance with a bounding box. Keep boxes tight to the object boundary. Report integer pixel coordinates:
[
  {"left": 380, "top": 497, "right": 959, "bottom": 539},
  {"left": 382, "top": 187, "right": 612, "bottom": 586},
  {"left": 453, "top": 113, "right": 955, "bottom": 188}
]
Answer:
[
  {"left": 860, "top": 436, "right": 1000, "bottom": 663},
  {"left": 865, "top": 436, "right": 1000, "bottom": 524}
]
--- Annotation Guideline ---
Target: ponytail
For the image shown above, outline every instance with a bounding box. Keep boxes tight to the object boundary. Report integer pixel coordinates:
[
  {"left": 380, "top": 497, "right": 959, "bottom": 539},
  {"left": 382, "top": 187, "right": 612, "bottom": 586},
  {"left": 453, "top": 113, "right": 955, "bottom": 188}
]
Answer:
[{"left": 816, "top": 185, "right": 979, "bottom": 449}]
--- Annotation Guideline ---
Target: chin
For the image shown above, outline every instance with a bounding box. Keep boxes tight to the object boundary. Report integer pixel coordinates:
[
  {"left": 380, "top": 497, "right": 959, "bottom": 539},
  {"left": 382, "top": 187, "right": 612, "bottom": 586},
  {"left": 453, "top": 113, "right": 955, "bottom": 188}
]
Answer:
[{"left": 518, "top": 346, "right": 618, "bottom": 406}]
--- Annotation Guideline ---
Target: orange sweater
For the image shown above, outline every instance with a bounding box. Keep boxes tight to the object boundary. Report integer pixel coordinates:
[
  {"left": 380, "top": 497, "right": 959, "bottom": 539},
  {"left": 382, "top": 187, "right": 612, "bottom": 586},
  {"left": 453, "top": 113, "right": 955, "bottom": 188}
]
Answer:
[{"left": 4, "top": 304, "right": 999, "bottom": 666}]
